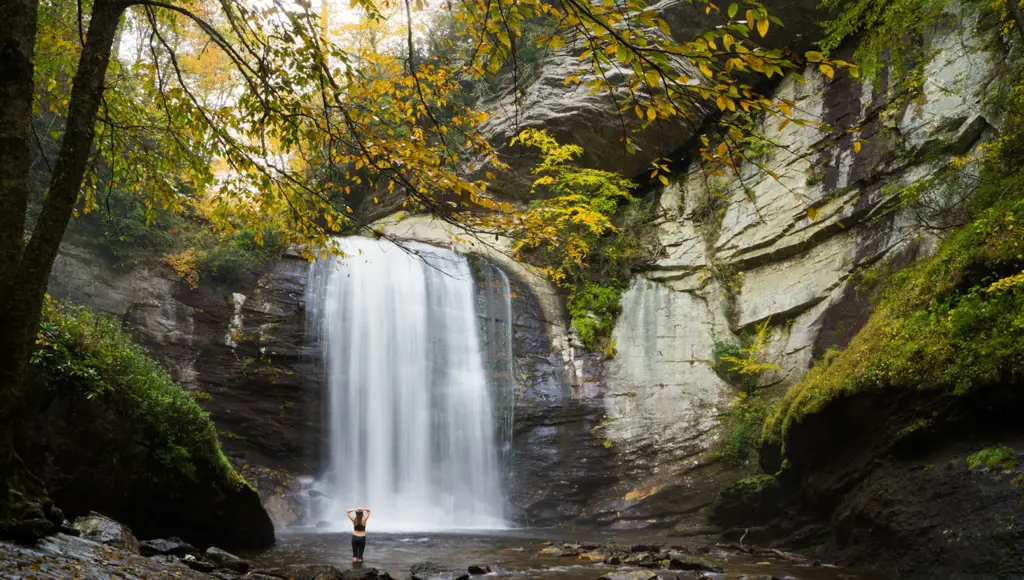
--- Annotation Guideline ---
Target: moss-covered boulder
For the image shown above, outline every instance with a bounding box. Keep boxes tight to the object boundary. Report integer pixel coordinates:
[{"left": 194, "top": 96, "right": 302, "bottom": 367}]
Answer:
[{"left": 17, "top": 298, "right": 274, "bottom": 548}]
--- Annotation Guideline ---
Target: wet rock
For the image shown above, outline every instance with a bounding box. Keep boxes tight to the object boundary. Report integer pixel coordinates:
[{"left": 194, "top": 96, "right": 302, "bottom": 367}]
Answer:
[
  {"left": 139, "top": 537, "right": 199, "bottom": 557},
  {"left": 346, "top": 568, "right": 395, "bottom": 580},
  {"left": 246, "top": 574, "right": 288, "bottom": 580},
  {"left": 411, "top": 562, "right": 470, "bottom": 580},
  {"left": 182, "top": 554, "right": 216, "bottom": 573},
  {"left": 206, "top": 546, "right": 250, "bottom": 573},
  {"left": 0, "top": 533, "right": 217, "bottom": 579},
  {"left": 623, "top": 552, "right": 659, "bottom": 567},
  {"left": 467, "top": 565, "right": 491, "bottom": 574},
  {"left": 539, "top": 546, "right": 578, "bottom": 557},
  {"left": 58, "top": 519, "right": 80, "bottom": 536},
  {"left": 71, "top": 512, "right": 140, "bottom": 553},
  {"left": 578, "top": 551, "right": 605, "bottom": 562},
  {"left": 597, "top": 570, "right": 658, "bottom": 580},
  {"left": 602, "top": 555, "right": 622, "bottom": 565},
  {"left": 258, "top": 564, "right": 346, "bottom": 580},
  {"left": 668, "top": 556, "right": 723, "bottom": 574},
  {"left": 629, "top": 544, "right": 661, "bottom": 553}
]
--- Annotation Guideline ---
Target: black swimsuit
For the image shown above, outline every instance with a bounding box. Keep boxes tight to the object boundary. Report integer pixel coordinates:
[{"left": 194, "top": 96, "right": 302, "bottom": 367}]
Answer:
[{"left": 352, "top": 518, "right": 366, "bottom": 559}]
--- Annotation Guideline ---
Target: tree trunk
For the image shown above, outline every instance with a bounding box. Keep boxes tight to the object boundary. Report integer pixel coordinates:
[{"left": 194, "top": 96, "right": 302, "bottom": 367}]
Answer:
[
  {"left": 0, "top": 0, "right": 126, "bottom": 537},
  {"left": 0, "top": 0, "right": 39, "bottom": 521},
  {"left": 1009, "top": 0, "right": 1024, "bottom": 45}
]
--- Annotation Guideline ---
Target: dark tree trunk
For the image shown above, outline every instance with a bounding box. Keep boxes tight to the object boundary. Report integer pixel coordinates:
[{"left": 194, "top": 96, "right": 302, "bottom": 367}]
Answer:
[
  {"left": 0, "top": 0, "right": 126, "bottom": 537},
  {"left": 1009, "top": 0, "right": 1024, "bottom": 45},
  {"left": 0, "top": 0, "right": 40, "bottom": 522}
]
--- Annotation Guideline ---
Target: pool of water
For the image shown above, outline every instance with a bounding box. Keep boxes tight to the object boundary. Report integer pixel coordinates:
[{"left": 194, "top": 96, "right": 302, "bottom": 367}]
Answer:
[{"left": 243, "top": 529, "right": 876, "bottom": 580}]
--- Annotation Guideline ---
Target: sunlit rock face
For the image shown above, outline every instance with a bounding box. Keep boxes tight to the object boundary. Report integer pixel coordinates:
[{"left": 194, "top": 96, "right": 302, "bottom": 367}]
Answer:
[{"left": 573, "top": 4, "right": 999, "bottom": 524}]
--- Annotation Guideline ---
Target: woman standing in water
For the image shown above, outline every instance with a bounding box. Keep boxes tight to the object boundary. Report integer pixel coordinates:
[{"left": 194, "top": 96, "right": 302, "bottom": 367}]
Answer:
[{"left": 347, "top": 507, "right": 371, "bottom": 562}]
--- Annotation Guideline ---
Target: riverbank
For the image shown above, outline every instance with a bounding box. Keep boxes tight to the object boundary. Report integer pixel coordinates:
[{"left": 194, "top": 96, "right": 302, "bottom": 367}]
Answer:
[{"left": 0, "top": 513, "right": 878, "bottom": 580}]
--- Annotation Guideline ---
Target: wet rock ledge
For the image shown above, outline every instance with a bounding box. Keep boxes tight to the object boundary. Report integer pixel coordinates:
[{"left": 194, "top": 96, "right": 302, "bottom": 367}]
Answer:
[{"left": 0, "top": 512, "right": 387, "bottom": 580}]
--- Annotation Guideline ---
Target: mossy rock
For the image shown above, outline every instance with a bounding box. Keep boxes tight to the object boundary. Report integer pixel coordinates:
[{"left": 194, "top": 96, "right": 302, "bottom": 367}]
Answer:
[{"left": 19, "top": 298, "right": 274, "bottom": 548}]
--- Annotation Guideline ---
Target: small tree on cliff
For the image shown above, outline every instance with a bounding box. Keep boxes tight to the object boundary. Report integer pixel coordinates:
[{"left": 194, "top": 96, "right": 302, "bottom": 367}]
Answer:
[{"left": 0, "top": 0, "right": 850, "bottom": 535}]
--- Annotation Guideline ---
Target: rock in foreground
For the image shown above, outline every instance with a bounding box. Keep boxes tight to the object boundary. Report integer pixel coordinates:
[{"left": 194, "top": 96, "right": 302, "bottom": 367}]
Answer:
[{"left": 71, "top": 512, "right": 139, "bottom": 554}]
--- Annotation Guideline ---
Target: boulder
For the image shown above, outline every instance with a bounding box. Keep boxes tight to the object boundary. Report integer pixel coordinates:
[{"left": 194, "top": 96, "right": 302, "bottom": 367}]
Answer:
[
  {"left": 18, "top": 360, "right": 277, "bottom": 549},
  {"left": 71, "top": 512, "right": 139, "bottom": 553},
  {"left": 597, "top": 571, "right": 658, "bottom": 580},
  {"left": 467, "top": 565, "right": 491, "bottom": 574},
  {"left": 623, "top": 552, "right": 661, "bottom": 568},
  {"left": 182, "top": 554, "right": 216, "bottom": 573},
  {"left": 260, "top": 565, "right": 393, "bottom": 580},
  {"left": 205, "top": 546, "right": 250, "bottom": 573},
  {"left": 139, "top": 537, "right": 199, "bottom": 557},
  {"left": 411, "top": 562, "right": 470, "bottom": 580},
  {"left": 668, "top": 556, "right": 723, "bottom": 574}
]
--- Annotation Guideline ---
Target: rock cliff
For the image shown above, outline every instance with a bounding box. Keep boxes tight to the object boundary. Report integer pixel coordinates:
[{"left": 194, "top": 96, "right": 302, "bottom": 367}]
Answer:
[{"left": 44, "top": 0, "right": 1006, "bottom": 546}]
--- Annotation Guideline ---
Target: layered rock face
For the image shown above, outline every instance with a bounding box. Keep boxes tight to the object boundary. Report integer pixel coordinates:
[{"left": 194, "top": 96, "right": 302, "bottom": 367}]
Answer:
[
  {"left": 48, "top": 231, "right": 321, "bottom": 525},
  {"left": 572, "top": 0, "right": 1000, "bottom": 526}
]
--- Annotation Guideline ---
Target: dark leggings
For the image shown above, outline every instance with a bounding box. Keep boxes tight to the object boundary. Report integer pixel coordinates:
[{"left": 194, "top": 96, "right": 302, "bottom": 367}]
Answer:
[{"left": 352, "top": 535, "right": 366, "bottom": 560}]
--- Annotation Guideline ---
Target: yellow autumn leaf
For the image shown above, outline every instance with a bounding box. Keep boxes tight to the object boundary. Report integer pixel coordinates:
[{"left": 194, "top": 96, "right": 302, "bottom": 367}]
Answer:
[
  {"left": 819, "top": 64, "right": 835, "bottom": 79},
  {"left": 853, "top": 140, "right": 862, "bottom": 154},
  {"left": 757, "top": 18, "right": 769, "bottom": 38}
]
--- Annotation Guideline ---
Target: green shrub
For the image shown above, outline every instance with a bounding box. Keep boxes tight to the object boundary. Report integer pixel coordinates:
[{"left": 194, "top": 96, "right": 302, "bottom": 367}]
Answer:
[
  {"left": 567, "top": 282, "right": 625, "bottom": 350},
  {"left": 967, "top": 446, "right": 1018, "bottom": 472},
  {"left": 712, "top": 340, "right": 747, "bottom": 384},
  {"left": 83, "top": 189, "right": 285, "bottom": 285},
  {"left": 91, "top": 189, "right": 184, "bottom": 268},
  {"left": 199, "top": 228, "right": 285, "bottom": 282},
  {"left": 718, "top": 393, "right": 773, "bottom": 467},
  {"left": 712, "top": 320, "right": 780, "bottom": 393},
  {"left": 30, "top": 297, "right": 246, "bottom": 488}
]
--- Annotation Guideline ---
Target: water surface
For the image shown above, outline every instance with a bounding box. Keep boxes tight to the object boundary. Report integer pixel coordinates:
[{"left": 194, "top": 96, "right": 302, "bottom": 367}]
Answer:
[{"left": 246, "top": 529, "right": 875, "bottom": 580}]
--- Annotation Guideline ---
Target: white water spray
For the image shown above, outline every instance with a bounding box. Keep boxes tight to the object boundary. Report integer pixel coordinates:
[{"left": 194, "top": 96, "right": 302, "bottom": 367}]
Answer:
[{"left": 306, "top": 237, "right": 506, "bottom": 531}]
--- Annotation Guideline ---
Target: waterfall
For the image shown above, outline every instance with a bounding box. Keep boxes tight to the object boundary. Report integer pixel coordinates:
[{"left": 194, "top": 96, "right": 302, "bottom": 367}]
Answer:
[{"left": 306, "top": 237, "right": 506, "bottom": 531}]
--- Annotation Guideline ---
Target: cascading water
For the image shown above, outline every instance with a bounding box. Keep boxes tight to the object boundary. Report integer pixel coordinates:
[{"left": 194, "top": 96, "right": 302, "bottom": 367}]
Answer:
[{"left": 306, "top": 236, "right": 507, "bottom": 531}]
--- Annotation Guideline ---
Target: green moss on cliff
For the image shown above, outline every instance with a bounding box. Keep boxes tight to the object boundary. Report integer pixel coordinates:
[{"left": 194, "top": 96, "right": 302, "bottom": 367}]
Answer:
[
  {"left": 764, "top": 194, "right": 1024, "bottom": 449},
  {"left": 30, "top": 297, "right": 247, "bottom": 490},
  {"left": 967, "top": 446, "right": 1019, "bottom": 472},
  {"left": 764, "top": 140, "right": 1024, "bottom": 455}
]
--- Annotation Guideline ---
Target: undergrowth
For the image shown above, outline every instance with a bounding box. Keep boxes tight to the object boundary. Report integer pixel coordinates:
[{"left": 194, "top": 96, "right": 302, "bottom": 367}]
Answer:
[
  {"left": 85, "top": 189, "right": 284, "bottom": 287},
  {"left": 500, "top": 129, "right": 659, "bottom": 350},
  {"left": 718, "top": 393, "right": 774, "bottom": 467},
  {"left": 30, "top": 297, "right": 247, "bottom": 489}
]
